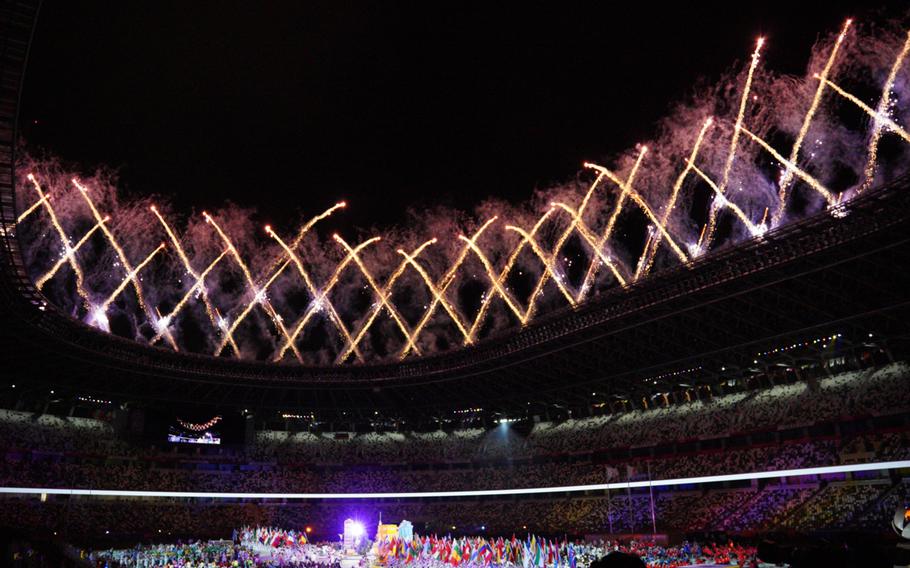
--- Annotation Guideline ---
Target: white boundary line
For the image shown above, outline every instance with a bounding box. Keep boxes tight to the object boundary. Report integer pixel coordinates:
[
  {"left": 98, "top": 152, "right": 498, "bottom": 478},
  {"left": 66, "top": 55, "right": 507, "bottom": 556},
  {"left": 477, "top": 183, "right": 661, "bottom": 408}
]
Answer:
[{"left": 0, "top": 460, "right": 907, "bottom": 500}]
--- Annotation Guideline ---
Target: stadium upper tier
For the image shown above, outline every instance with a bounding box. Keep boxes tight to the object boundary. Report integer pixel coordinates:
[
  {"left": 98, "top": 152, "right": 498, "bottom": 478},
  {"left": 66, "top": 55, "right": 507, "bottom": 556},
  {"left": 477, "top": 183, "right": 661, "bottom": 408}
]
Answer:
[
  {"left": 1, "top": 363, "right": 907, "bottom": 468},
  {"left": 2, "top": 182, "right": 909, "bottom": 420},
  {"left": 2, "top": 3, "right": 910, "bottom": 421}
]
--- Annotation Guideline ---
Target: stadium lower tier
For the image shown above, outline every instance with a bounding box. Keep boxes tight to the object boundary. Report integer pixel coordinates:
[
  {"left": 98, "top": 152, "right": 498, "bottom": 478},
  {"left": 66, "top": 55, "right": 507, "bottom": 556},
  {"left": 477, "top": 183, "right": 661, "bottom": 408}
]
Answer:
[
  {"left": 1, "top": 431, "right": 907, "bottom": 493},
  {"left": 1, "top": 477, "right": 907, "bottom": 541}
]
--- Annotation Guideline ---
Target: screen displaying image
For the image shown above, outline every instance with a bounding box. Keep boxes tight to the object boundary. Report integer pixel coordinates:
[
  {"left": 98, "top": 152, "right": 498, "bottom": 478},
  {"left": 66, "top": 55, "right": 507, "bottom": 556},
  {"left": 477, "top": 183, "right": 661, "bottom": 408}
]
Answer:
[
  {"left": 167, "top": 416, "right": 222, "bottom": 444},
  {"left": 167, "top": 427, "right": 221, "bottom": 445}
]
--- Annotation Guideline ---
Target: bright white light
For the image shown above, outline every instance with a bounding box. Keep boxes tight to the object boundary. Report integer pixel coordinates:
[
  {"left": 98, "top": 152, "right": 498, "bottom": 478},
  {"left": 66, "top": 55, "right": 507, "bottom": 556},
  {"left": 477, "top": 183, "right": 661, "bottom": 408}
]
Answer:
[
  {"left": 90, "top": 307, "right": 110, "bottom": 332},
  {"left": 0, "top": 461, "right": 906, "bottom": 500},
  {"left": 350, "top": 522, "right": 365, "bottom": 537}
]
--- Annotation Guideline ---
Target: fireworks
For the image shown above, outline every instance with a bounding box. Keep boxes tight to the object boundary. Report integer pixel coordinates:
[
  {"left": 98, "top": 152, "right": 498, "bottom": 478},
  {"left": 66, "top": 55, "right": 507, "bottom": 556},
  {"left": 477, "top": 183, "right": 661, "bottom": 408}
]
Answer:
[
  {"left": 772, "top": 20, "right": 851, "bottom": 223},
  {"left": 15, "top": 19, "right": 910, "bottom": 364},
  {"left": 702, "top": 37, "right": 764, "bottom": 250},
  {"left": 860, "top": 31, "right": 910, "bottom": 194}
]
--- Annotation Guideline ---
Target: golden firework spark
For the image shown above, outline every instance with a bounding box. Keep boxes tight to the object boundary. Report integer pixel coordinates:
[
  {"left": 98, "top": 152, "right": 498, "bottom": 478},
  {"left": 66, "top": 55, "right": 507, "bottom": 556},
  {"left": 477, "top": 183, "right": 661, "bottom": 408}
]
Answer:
[
  {"left": 636, "top": 117, "right": 714, "bottom": 279},
  {"left": 860, "top": 30, "right": 910, "bottom": 193},
  {"left": 521, "top": 172, "right": 607, "bottom": 321},
  {"left": 35, "top": 216, "right": 108, "bottom": 290},
  {"left": 689, "top": 164, "right": 764, "bottom": 235},
  {"left": 703, "top": 37, "right": 765, "bottom": 250},
  {"left": 210, "top": 203, "right": 345, "bottom": 357},
  {"left": 474, "top": 208, "right": 555, "bottom": 338},
  {"left": 205, "top": 212, "right": 302, "bottom": 361},
  {"left": 272, "top": 235, "right": 380, "bottom": 362},
  {"left": 503, "top": 210, "right": 577, "bottom": 313},
  {"left": 150, "top": 249, "right": 229, "bottom": 345},
  {"left": 98, "top": 243, "right": 166, "bottom": 313},
  {"left": 459, "top": 230, "right": 527, "bottom": 324},
  {"left": 338, "top": 238, "right": 437, "bottom": 363},
  {"left": 584, "top": 162, "right": 689, "bottom": 264},
  {"left": 542, "top": 203, "right": 626, "bottom": 288},
  {"left": 333, "top": 234, "right": 421, "bottom": 357},
  {"left": 16, "top": 192, "right": 49, "bottom": 224},
  {"left": 816, "top": 77, "right": 910, "bottom": 145},
  {"left": 19, "top": 24, "right": 910, "bottom": 365},
  {"left": 773, "top": 20, "right": 851, "bottom": 222},
  {"left": 740, "top": 127, "right": 836, "bottom": 204},
  {"left": 150, "top": 205, "right": 239, "bottom": 352},
  {"left": 26, "top": 175, "right": 92, "bottom": 310},
  {"left": 398, "top": 218, "right": 497, "bottom": 358},
  {"left": 576, "top": 146, "right": 647, "bottom": 299},
  {"left": 73, "top": 178, "right": 178, "bottom": 349}
]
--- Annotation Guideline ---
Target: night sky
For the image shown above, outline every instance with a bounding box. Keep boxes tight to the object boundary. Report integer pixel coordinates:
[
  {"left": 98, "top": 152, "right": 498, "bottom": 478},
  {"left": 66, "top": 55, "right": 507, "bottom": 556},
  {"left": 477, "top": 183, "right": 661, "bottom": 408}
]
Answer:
[{"left": 19, "top": 1, "right": 901, "bottom": 235}]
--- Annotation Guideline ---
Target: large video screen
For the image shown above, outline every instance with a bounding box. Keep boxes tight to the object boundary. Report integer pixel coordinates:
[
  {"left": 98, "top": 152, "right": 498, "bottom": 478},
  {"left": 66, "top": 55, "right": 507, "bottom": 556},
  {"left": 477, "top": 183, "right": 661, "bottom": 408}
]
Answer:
[{"left": 167, "top": 416, "right": 222, "bottom": 445}]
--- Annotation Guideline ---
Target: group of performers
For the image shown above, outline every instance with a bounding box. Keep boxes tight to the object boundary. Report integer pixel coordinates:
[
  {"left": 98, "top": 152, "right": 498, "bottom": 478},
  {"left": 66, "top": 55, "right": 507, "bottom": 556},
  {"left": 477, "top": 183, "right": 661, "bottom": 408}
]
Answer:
[{"left": 90, "top": 524, "right": 761, "bottom": 568}]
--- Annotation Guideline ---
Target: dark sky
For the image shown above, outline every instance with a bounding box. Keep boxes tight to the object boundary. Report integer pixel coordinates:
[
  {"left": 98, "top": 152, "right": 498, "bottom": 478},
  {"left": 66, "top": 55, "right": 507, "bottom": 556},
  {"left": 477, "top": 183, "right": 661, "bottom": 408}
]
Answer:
[{"left": 19, "top": 1, "right": 901, "bottom": 234}]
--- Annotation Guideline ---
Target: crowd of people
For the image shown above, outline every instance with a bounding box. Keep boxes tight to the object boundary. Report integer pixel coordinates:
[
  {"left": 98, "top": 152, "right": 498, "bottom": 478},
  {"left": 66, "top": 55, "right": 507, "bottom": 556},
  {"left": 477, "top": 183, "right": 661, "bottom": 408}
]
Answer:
[
  {"left": 90, "top": 526, "right": 761, "bottom": 568},
  {"left": 0, "top": 363, "right": 907, "bottom": 541},
  {"left": 0, "top": 428, "right": 906, "bottom": 496},
  {"left": 0, "top": 478, "right": 904, "bottom": 542},
  {"left": 253, "top": 363, "right": 910, "bottom": 464},
  {"left": 3, "top": 363, "right": 903, "bottom": 469}
]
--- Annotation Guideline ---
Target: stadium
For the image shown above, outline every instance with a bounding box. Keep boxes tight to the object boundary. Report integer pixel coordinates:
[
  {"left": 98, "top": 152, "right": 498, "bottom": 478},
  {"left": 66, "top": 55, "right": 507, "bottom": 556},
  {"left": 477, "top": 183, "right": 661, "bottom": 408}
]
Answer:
[{"left": 1, "top": 2, "right": 910, "bottom": 567}]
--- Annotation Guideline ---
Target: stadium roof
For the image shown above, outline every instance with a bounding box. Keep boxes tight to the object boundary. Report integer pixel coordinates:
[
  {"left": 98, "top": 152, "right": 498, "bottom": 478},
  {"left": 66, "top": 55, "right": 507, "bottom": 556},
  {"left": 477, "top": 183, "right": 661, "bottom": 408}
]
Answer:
[{"left": 1, "top": 1, "right": 909, "bottom": 423}]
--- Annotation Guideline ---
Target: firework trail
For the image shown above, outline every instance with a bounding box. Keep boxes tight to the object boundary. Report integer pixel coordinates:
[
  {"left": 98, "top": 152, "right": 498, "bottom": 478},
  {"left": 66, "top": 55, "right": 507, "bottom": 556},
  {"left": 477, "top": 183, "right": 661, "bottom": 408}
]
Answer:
[
  {"left": 860, "top": 30, "right": 910, "bottom": 194},
  {"left": 14, "top": 17, "right": 910, "bottom": 364},
  {"left": 701, "top": 37, "right": 764, "bottom": 252}
]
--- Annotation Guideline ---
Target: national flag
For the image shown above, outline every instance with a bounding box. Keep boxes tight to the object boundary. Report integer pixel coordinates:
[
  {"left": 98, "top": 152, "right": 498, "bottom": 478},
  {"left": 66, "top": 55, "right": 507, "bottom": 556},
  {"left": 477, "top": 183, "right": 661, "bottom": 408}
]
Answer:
[{"left": 450, "top": 540, "right": 463, "bottom": 566}]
